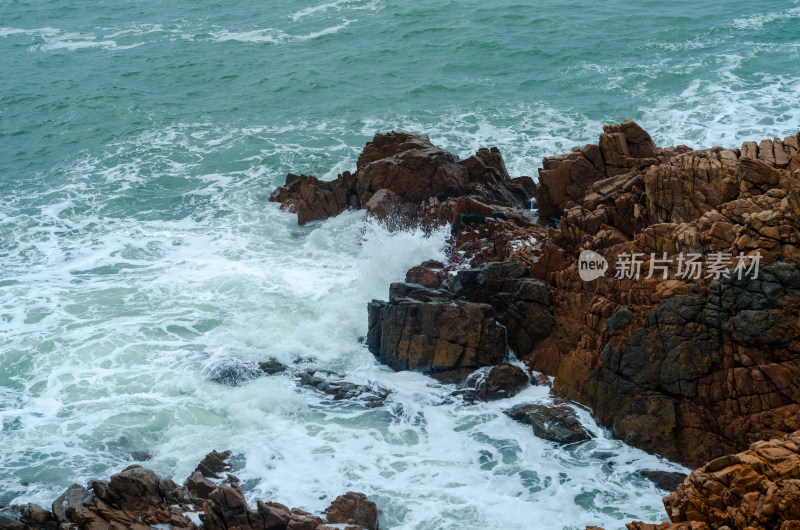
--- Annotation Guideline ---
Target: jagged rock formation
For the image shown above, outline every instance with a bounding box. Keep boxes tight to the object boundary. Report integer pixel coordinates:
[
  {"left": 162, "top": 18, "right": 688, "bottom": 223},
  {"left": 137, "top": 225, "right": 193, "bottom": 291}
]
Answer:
[
  {"left": 0, "top": 453, "right": 380, "bottom": 530},
  {"left": 367, "top": 260, "right": 553, "bottom": 373},
  {"left": 269, "top": 131, "right": 536, "bottom": 225},
  {"left": 517, "top": 123, "right": 800, "bottom": 467},
  {"left": 269, "top": 122, "right": 800, "bottom": 506},
  {"left": 625, "top": 431, "right": 800, "bottom": 530}
]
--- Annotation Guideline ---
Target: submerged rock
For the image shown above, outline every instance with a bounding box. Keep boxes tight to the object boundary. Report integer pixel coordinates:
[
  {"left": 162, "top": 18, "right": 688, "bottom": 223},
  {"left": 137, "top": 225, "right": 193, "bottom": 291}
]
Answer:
[
  {"left": 638, "top": 470, "right": 688, "bottom": 492},
  {"left": 477, "top": 363, "right": 529, "bottom": 400},
  {"left": 209, "top": 362, "right": 263, "bottom": 386},
  {"left": 296, "top": 370, "right": 390, "bottom": 408},
  {"left": 505, "top": 403, "right": 591, "bottom": 445},
  {"left": 259, "top": 359, "right": 288, "bottom": 375}
]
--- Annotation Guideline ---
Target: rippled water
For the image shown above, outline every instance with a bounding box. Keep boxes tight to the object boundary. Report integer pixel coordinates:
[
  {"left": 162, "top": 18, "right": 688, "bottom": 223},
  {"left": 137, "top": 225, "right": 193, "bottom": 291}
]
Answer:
[{"left": 2, "top": 1, "right": 799, "bottom": 528}]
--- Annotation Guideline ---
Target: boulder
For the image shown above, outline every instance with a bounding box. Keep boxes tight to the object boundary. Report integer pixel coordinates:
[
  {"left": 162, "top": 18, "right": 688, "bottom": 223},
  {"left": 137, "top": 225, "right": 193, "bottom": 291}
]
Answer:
[
  {"left": 367, "top": 283, "right": 506, "bottom": 372},
  {"left": 477, "top": 363, "right": 529, "bottom": 400},
  {"left": 405, "top": 259, "right": 446, "bottom": 289},
  {"left": 51, "top": 483, "right": 90, "bottom": 523},
  {"left": 505, "top": 403, "right": 591, "bottom": 445},
  {"left": 187, "top": 471, "right": 216, "bottom": 499},
  {"left": 324, "top": 492, "right": 379, "bottom": 529}
]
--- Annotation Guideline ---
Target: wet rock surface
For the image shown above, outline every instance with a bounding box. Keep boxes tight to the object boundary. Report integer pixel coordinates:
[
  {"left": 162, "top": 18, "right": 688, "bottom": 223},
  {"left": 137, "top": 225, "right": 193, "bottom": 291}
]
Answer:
[
  {"left": 295, "top": 370, "right": 391, "bottom": 408},
  {"left": 270, "top": 131, "right": 535, "bottom": 226},
  {"left": 367, "top": 282, "right": 506, "bottom": 372},
  {"left": 0, "top": 451, "right": 381, "bottom": 530},
  {"left": 477, "top": 363, "right": 530, "bottom": 400},
  {"left": 367, "top": 259, "right": 553, "bottom": 374},
  {"left": 323, "top": 492, "right": 379, "bottom": 529},
  {"left": 505, "top": 403, "right": 592, "bottom": 445},
  {"left": 638, "top": 470, "right": 688, "bottom": 493},
  {"left": 625, "top": 431, "right": 800, "bottom": 530}
]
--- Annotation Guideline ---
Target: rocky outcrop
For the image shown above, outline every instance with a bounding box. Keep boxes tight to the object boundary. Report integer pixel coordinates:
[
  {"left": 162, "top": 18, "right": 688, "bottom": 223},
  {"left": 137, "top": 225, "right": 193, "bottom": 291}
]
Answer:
[
  {"left": 367, "top": 282, "right": 506, "bottom": 372},
  {"left": 270, "top": 120, "right": 800, "bottom": 500},
  {"left": 536, "top": 120, "right": 670, "bottom": 218},
  {"left": 52, "top": 465, "right": 197, "bottom": 530},
  {"left": 625, "top": 431, "right": 800, "bottom": 530},
  {"left": 663, "top": 431, "right": 800, "bottom": 530},
  {"left": 270, "top": 131, "right": 536, "bottom": 225},
  {"left": 558, "top": 262, "right": 800, "bottom": 465},
  {"left": 323, "top": 492, "right": 379, "bottom": 529},
  {"left": 0, "top": 452, "right": 380, "bottom": 530},
  {"left": 367, "top": 260, "right": 553, "bottom": 373},
  {"left": 492, "top": 122, "right": 800, "bottom": 467}
]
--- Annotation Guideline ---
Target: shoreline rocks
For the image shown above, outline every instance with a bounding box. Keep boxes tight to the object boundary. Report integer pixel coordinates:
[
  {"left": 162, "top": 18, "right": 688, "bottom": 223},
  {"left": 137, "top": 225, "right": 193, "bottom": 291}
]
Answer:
[
  {"left": 622, "top": 431, "right": 800, "bottom": 530},
  {"left": 272, "top": 122, "right": 800, "bottom": 471},
  {"left": 269, "top": 131, "right": 536, "bottom": 226},
  {"left": 0, "top": 452, "right": 380, "bottom": 530},
  {"left": 505, "top": 403, "right": 592, "bottom": 445}
]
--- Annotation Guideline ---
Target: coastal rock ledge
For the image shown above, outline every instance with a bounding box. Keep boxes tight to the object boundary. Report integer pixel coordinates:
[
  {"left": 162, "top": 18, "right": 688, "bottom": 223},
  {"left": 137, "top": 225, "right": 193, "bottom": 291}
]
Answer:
[
  {"left": 621, "top": 430, "right": 800, "bottom": 530},
  {"left": 0, "top": 451, "right": 379, "bottom": 530}
]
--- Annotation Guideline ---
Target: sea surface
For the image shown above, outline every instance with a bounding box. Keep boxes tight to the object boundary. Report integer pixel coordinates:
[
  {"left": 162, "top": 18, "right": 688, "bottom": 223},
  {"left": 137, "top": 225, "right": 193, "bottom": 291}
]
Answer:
[{"left": 2, "top": 1, "right": 799, "bottom": 528}]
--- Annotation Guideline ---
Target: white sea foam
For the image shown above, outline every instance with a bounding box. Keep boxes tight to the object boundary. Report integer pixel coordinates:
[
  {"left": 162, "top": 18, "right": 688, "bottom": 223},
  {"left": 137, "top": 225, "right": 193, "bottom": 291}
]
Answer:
[
  {"left": 0, "top": 122, "right": 685, "bottom": 528},
  {"left": 208, "top": 20, "right": 352, "bottom": 44},
  {"left": 731, "top": 6, "right": 800, "bottom": 30},
  {"left": 0, "top": 27, "right": 144, "bottom": 51},
  {"left": 289, "top": 0, "right": 382, "bottom": 22}
]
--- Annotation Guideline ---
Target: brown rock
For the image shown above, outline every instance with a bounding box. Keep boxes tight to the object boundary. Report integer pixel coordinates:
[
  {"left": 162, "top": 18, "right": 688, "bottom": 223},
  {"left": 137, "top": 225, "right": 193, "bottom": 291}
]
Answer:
[
  {"left": 270, "top": 132, "right": 535, "bottom": 226},
  {"left": 20, "top": 504, "right": 57, "bottom": 530},
  {"left": 477, "top": 363, "right": 529, "bottom": 400},
  {"left": 367, "top": 283, "right": 506, "bottom": 372},
  {"left": 195, "top": 449, "right": 233, "bottom": 479},
  {"left": 187, "top": 471, "right": 216, "bottom": 499},
  {"left": 324, "top": 492, "right": 379, "bottom": 529},
  {"left": 405, "top": 259, "right": 446, "bottom": 289},
  {"left": 654, "top": 432, "right": 800, "bottom": 530}
]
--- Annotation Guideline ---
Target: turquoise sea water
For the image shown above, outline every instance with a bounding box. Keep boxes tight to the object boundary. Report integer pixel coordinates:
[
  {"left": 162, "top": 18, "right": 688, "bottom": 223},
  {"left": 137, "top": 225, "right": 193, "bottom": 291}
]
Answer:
[{"left": 1, "top": 1, "right": 799, "bottom": 528}]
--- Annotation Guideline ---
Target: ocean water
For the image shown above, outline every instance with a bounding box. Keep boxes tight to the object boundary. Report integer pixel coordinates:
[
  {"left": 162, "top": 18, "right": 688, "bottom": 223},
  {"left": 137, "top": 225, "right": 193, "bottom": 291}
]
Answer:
[{"left": 1, "top": 0, "right": 799, "bottom": 528}]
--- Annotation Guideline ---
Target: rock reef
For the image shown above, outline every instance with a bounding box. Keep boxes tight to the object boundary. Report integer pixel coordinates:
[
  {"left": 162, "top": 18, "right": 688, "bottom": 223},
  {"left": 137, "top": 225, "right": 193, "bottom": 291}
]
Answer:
[{"left": 0, "top": 452, "right": 379, "bottom": 530}]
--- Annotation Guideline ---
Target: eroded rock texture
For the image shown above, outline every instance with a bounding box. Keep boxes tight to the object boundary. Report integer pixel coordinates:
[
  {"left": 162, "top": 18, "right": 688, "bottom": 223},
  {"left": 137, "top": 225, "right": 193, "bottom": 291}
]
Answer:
[
  {"left": 511, "top": 123, "right": 800, "bottom": 467},
  {"left": 269, "top": 131, "right": 535, "bottom": 225},
  {"left": 0, "top": 452, "right": 380, "bottom": 530},
  {"left": 625, "top": 431, "right": 800, "bottom": 530},
  {"left": 367, "top": 260, "right": 553, "bottom": 373}
]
